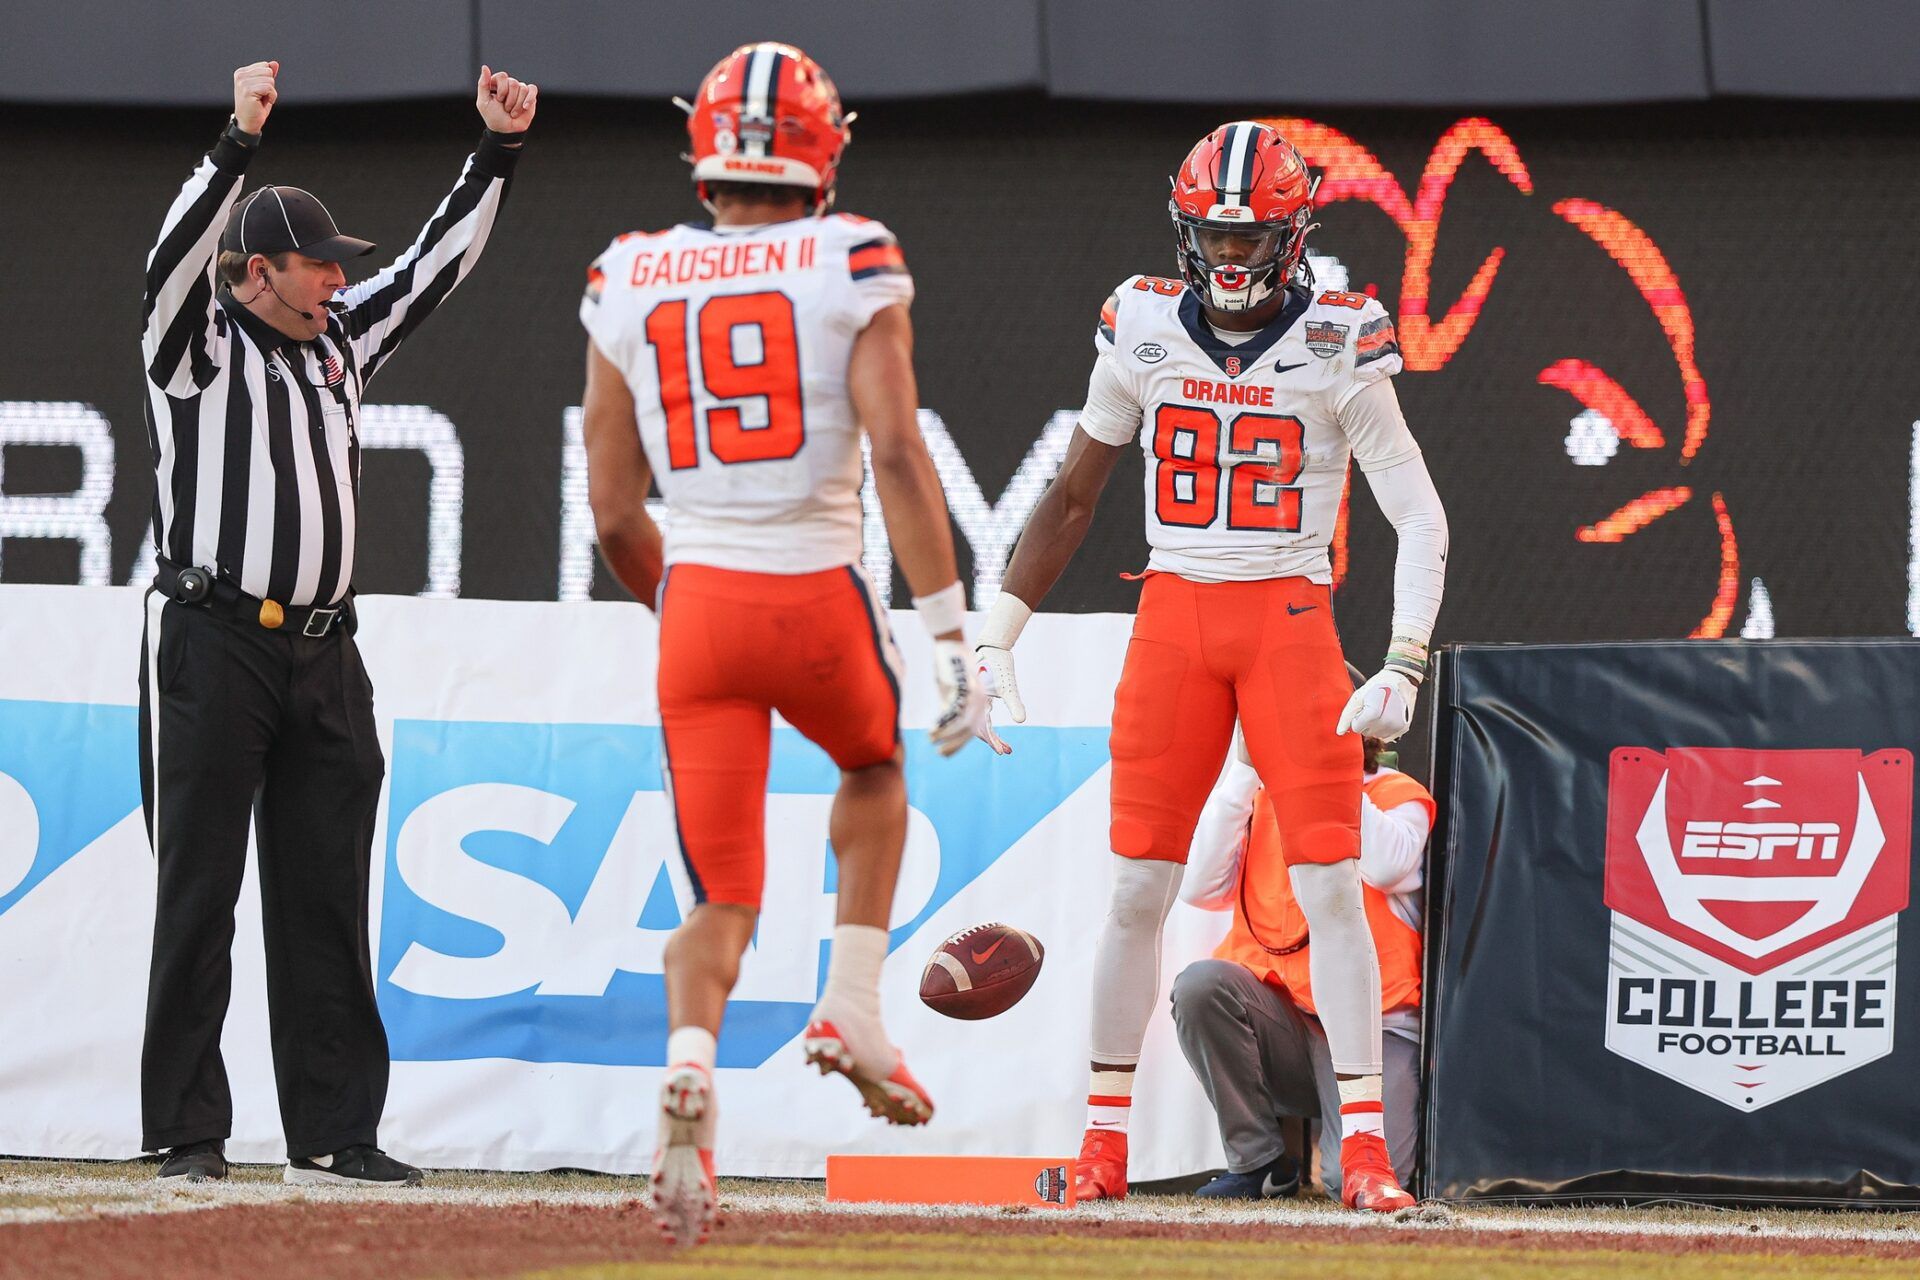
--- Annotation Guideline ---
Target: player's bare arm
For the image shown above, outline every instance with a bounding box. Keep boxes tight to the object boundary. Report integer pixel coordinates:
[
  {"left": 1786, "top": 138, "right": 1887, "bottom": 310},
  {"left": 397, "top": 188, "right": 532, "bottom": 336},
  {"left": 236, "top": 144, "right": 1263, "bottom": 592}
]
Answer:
[
  {"left": 850, "top": 301, "right": 988, "bottom": 755},
  {"left": 582, "top": 340, "right": 664, "bottom": 606},
  {"left": 971, "top": 427, "right": 1127, "bottom": 753},
  {"left": 1001, "top": 428, "right": 1127, "bottom": 611},
  {"left": 851, "top": 304, "right": 960, "bottom": 619}
]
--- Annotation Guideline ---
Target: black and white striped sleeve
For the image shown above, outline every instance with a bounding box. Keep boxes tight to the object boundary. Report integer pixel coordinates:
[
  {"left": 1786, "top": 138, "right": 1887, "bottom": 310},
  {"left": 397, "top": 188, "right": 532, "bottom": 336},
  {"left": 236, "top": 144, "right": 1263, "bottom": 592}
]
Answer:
[
  {"left": 141, "top": 132, "right": 254, "bottom": 396},
  {"left": 335, "top": 132, "right": 522, "bottom": 385}
]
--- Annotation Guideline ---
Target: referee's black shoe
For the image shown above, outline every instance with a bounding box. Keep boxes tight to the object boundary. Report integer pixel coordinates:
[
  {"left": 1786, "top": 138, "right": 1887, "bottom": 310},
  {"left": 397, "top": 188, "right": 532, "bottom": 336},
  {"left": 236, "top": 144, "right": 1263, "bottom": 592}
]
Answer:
[
  {"left": 157, "top": 1139, "right": 228, "bottom": 1182},
  {"left": 284, "top": 1145, "right": 423, "bottom": 1188}
]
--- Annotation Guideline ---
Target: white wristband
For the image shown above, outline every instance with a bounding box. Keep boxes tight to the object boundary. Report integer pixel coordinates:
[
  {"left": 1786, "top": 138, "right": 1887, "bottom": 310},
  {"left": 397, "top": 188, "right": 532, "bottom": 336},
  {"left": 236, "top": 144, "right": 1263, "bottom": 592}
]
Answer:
[
  {"left": 912, "top": 582, "right": 967, "bottom": 638},
  {"left": 978, "top": 592, "right": 1032, "bottom": 650}
]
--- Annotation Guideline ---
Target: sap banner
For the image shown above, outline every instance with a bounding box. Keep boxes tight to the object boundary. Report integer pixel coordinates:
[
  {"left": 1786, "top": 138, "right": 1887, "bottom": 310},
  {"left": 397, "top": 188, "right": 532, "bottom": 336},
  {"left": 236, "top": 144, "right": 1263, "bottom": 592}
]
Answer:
[{"left": 0, "top": 586, "right": 1229, "bottom": 1177}]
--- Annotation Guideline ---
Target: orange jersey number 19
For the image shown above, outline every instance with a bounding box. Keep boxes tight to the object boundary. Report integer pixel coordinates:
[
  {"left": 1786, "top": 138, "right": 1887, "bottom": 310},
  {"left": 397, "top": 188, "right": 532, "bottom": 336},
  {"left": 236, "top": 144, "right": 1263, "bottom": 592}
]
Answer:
[{"left": 644, "top": 290, "right": 806, "bottom": 470}]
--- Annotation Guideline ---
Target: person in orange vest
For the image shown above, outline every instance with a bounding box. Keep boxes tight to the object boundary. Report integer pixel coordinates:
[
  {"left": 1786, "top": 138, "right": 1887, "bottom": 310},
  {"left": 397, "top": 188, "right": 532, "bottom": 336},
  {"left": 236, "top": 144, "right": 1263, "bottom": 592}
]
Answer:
[{"left": 1172, "top": 721, "right": 1432, "bottom": 1200}]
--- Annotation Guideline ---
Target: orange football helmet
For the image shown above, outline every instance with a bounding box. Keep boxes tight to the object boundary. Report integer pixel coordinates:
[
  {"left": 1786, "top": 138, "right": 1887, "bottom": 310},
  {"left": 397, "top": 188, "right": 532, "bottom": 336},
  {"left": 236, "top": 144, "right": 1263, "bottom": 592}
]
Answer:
[
  {"left": 1169, "top": 121, "right": 1316, "bottom": 312},
  {"left": 681, "top": 42, "right": 852, "bottom": 214}
]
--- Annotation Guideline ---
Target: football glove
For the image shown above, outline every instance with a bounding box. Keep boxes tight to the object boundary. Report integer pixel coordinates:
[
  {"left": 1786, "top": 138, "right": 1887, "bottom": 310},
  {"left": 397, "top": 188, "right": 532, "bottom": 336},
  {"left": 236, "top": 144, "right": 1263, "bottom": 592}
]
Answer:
[
  {"left": 972, "top": 644, "right": 1025, "bottom": 755},
  {"left": 929, "top": 639, "right": 988, "bottom": 757},
  {"left": 1336, "top": 668, "right": 1417, "bottom": 742}
]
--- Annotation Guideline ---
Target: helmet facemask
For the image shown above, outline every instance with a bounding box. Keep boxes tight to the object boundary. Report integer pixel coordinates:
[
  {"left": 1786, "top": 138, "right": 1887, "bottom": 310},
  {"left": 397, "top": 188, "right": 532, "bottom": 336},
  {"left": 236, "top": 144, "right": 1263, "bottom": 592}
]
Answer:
[{"left": 1172, "top": 205, "right": 1309, "bottom": 313}]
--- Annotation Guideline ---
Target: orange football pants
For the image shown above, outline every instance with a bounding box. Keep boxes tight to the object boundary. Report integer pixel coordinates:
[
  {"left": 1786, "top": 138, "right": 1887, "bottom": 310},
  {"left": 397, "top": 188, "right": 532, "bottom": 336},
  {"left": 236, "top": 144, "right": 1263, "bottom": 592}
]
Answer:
[
  {"left": 1108, "top": 572, "right": 1361, "bottom": 865},
  {"left": 657, "top": 563, "right": 903, "bottom": 908}
]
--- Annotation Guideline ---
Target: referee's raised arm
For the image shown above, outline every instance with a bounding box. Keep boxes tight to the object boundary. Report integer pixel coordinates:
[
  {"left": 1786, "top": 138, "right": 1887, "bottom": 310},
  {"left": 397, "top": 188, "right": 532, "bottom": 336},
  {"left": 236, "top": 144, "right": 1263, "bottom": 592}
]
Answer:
[
  {"left": 336, "top": 66, "right": 537, "bottom": 386},
  {"left": 141, "top": 62, "right": 274, "bottom": 395}
]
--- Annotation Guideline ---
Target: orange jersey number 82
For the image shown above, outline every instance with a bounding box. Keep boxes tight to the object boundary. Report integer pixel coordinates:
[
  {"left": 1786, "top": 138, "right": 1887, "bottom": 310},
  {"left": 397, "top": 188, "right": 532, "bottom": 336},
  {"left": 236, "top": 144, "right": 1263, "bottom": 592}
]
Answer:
[
  {"left": 1151, "top": 405, "right": 1305, "bottom": 532},
  {"left": 645, "top": 290, "right": 806, "bottom": 469}
]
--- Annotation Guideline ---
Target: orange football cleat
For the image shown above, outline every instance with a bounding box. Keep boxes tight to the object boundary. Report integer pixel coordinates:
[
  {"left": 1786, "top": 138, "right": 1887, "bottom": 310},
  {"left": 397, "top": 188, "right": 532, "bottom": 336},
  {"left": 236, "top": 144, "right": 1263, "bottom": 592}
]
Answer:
[
  {"left": 1339, "top": 1132, "right": 1415, "bottom": 1212},
  {"left": 1074, "top": 1128, "right": 1128, "bottom": 1202}
]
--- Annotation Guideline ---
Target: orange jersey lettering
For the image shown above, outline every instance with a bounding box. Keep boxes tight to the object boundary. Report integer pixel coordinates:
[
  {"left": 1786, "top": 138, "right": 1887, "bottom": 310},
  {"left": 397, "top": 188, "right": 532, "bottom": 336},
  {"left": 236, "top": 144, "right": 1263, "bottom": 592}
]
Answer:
[{"left": 1180, "top": 378, "right": 1275, "bottom": 407}]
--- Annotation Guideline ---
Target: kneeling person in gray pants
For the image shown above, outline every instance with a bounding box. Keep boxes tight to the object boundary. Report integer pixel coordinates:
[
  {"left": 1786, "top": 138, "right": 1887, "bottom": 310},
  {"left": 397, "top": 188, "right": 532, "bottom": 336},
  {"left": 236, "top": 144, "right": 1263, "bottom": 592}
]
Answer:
[{"left": 1172, "top": 733, "right": 1431, "bottom": 1199}]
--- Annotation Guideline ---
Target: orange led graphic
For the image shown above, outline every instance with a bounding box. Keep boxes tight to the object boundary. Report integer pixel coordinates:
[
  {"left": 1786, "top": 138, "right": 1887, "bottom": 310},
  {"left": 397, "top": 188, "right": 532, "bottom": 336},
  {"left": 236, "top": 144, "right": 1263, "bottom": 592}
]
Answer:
[
  {"left": 1265, "top": 117, "right": 1533, "bottom": 371},
  {"left": 1579, "top": 488, "right": 1692, "bottom": 542},
  {"left": 1267, "top": 118, "right": 1738, "bottom": 637},
  {"left": 1543, "top": 197, "right": 1732, "bottom": 635},
  {"left": 1551, "top": 200, "right": 1711, "bottom": 463},
  {"left": 1538, "top": 360, "right": 1666, "bottom": 450}
]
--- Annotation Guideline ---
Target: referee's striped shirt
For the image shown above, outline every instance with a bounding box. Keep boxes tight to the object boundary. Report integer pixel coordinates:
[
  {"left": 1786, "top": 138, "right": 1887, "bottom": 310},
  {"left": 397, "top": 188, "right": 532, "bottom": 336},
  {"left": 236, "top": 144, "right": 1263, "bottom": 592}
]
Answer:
[{"left": 140, "top": 128, "right": 519, "bottom": 608}]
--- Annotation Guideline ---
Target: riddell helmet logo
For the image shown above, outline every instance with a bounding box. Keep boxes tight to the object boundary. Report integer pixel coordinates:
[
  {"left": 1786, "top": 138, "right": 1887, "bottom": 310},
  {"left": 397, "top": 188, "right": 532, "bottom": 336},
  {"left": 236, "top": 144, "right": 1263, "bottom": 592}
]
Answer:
[{"left": 1602, "top": 747, "right": 1912, "bottom": 1111}]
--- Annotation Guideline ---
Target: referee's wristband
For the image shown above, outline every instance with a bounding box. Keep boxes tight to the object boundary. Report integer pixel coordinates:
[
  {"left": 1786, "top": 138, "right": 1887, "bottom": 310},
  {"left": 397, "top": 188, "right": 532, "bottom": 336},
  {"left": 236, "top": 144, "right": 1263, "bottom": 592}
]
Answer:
[
  {"left": 912, "top": 582, "right": 967, "bottom": 639},
  {"left": 474, "top": 130, "right": 526, "bottom": 179},
  {"left": 212, "top": 117, "right": 262, "bottom": 175}
]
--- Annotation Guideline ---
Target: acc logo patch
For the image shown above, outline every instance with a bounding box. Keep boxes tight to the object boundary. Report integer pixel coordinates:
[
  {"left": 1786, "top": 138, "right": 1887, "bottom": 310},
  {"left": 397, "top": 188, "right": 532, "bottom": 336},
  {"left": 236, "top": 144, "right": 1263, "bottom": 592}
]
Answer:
[
  {"left": 1133, "top": 342, "right": 1166, "bottom": 364},
  {"left": 1601, "top": 746, "right": 1912, "bottom": 1110},
  {"left": 1305, "top": 321, "right": 1348, "bottom": 359}
]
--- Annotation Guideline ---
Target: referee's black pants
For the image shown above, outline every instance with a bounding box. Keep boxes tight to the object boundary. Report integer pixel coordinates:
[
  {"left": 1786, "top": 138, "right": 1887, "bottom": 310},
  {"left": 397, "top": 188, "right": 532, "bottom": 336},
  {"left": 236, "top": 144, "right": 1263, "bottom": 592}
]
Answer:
[{"left": 137, "top": 591, "right": 389, "bottom": 1157}]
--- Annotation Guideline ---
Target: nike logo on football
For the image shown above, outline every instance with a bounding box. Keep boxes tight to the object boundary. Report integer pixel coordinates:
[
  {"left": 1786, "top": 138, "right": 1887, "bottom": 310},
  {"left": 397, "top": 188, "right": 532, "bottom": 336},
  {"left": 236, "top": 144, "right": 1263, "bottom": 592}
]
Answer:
[
  {"left": 970, "top": 937, "right": 1007, "bottom": 964},
  {"left": 1287, "top": 603, "right": 1316, "bottom": 615}
]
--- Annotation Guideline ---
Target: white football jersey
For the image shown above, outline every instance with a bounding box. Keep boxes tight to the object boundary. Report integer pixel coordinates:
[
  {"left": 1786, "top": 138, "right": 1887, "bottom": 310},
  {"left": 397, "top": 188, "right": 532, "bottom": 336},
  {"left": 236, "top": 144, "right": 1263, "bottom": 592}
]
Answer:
[
  {"left": 1078, "top": 275, "right": 1418, "bottom": 583},
  {"left": 580, "top": 213, "right": 913, "bottom": 574}
]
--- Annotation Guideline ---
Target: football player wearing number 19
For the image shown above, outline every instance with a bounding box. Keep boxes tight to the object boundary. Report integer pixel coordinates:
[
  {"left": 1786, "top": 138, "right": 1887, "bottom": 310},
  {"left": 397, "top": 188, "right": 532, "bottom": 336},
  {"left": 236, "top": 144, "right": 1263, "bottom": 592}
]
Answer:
[
  {"left": 577, "top": 43, "right": 989, "bottom": 1246},
  {"left": 974, "top": 122, "right": 1447, "bottom": 1211}
]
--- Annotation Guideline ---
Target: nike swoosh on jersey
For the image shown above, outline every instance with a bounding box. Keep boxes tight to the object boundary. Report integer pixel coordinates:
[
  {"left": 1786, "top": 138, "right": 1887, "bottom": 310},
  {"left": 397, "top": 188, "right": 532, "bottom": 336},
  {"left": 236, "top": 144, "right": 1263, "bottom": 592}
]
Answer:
[
  {"left": 1272, "top": 361, "right": 1308, "bottom": 374},
  {"left": 1287, "top": 603, "right": 1316, "bottom": 615},
  {"left": 970, "top": 937, "right": 1007, "bottom": 964}
]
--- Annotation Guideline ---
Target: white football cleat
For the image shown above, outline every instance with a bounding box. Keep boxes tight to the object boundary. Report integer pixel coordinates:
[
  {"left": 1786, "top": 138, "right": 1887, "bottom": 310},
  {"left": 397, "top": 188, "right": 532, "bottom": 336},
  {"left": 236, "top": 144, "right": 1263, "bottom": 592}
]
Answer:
[{"left": 803, "top": 1017, "right": 934, "bottom": 1126}]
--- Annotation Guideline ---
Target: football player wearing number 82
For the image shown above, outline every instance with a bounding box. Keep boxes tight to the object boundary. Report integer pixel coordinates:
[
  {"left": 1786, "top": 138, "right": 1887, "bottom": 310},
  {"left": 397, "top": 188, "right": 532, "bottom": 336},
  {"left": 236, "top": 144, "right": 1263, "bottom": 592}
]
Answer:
[
  {"left": 974, "top": 121, "right": 1447, "bottom": 1211},
  {"left": 577, "top": 42, "right": 988, "bottom": 1246}
]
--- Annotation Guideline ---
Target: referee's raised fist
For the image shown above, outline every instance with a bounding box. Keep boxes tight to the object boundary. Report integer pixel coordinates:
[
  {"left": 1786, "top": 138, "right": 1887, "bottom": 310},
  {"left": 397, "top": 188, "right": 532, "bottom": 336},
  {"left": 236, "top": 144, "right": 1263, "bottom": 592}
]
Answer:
[
  {"left": 476, "top": 65, "right": 538, "bottom": 134},
  {"left": 232, "top": 60, "right": 279, "bottom": 134}
]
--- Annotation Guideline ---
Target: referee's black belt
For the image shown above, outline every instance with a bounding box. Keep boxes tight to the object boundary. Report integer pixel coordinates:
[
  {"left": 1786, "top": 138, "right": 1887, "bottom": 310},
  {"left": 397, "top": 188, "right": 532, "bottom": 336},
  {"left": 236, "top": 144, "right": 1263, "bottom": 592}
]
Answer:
[{"left": 155, "top": 557, "right": 352, "bottom": 638}]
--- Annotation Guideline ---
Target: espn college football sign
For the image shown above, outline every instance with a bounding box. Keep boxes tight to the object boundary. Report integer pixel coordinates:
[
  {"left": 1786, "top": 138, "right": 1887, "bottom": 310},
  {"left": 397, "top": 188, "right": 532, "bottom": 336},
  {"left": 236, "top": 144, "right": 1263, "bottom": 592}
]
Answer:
[{"left": 1603, "top": 747, "right": 1912, "bottom": 1109}]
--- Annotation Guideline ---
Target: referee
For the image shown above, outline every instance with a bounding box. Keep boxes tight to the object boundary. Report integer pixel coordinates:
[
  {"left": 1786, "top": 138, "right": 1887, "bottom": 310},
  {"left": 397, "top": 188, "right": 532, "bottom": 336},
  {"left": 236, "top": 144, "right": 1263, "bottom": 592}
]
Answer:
[{"left": 137, "top": 60, "right": 535, "bottom": 1185}]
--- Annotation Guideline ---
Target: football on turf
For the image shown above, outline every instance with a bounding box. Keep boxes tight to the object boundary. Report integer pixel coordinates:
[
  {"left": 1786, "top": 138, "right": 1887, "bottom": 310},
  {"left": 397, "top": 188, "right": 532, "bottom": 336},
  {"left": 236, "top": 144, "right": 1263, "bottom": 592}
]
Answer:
[{"left": 919, "top": 922, "right": 1045, "bottom": 1020}]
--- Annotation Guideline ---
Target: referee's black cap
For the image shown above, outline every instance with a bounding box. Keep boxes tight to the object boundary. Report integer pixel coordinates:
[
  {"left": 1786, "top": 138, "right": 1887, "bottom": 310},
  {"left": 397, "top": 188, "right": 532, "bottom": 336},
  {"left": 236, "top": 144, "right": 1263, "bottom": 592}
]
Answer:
[{"left": 221, "top": 186, "right": 376, "bottom": 262}]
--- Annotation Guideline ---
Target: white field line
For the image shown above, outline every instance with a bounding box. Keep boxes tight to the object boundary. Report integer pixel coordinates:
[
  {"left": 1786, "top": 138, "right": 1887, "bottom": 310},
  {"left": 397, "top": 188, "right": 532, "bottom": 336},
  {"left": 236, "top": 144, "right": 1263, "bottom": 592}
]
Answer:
[{"left": 1, "top": 1173, "right": 1915, "bottom": 1248}]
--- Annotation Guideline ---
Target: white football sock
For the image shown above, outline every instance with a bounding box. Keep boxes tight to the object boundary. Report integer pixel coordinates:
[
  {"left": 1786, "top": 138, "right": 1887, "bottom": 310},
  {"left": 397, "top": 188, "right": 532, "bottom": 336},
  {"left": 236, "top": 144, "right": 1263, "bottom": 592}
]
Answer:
[
  {"left": 1288, "top": 859, "right": 1383, "bottom": 1075},
  {"left": 1337, "top": 1075, "right": 1386, "bottom": 1140},
  {"left": 1087, "top": 1067, "right": 1135, "bottom": 1133},
  {"left": 1088, "top": 855, "right": 1183, "bottom": 1064},
  {"left": 812, "top": 923, "right": 898, "bottom": 1075},
  {"left": 665, "top": 1026, "right": 717, "bottom": 1073},
  {"left": 663, "top": 1026, "right": 718, "bottom": 1147}
]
